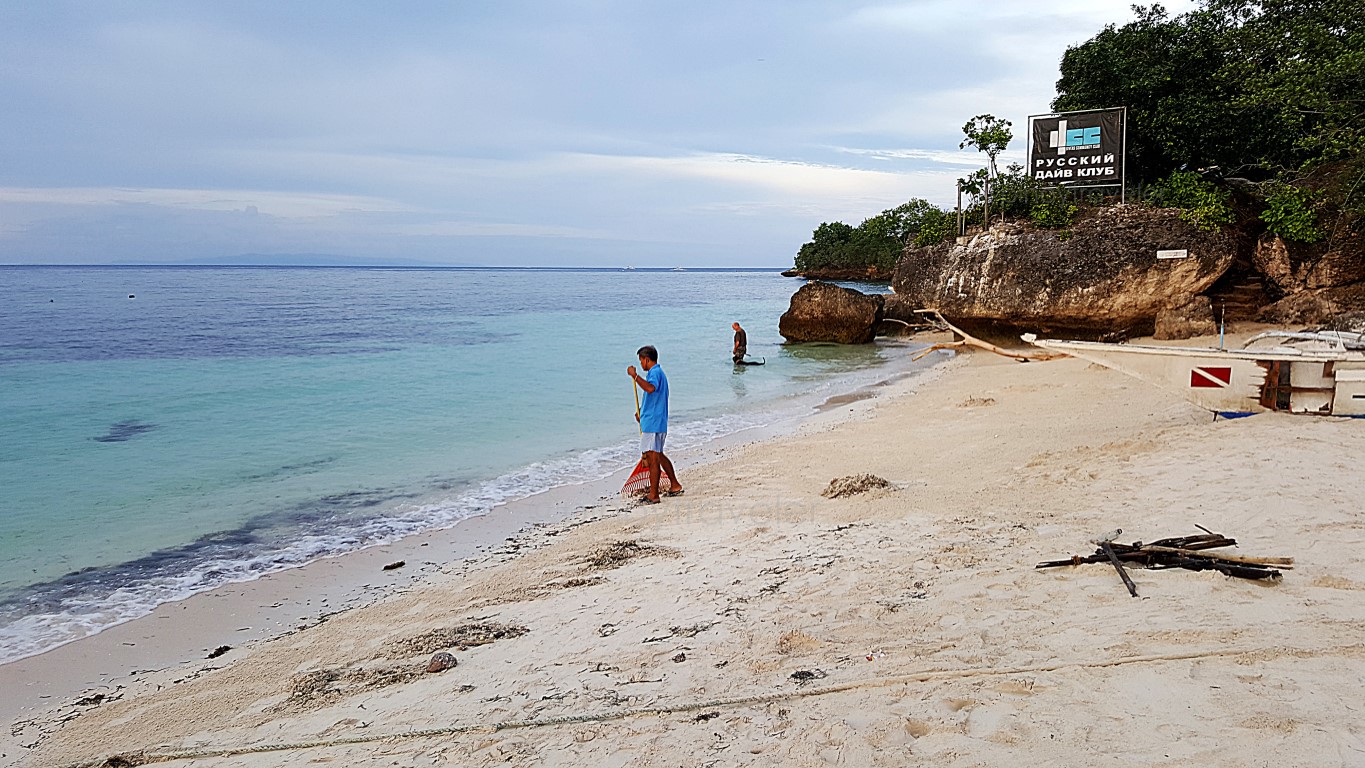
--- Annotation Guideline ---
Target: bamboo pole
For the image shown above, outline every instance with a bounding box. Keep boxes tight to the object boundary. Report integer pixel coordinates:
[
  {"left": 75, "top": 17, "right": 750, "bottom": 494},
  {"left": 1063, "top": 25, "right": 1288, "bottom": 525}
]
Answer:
[
  {"left": 1138, "top": 545, "right": 1294, "bottom": 569},
  {"left": 1100, "top": 541, "right": 1139, "bottom": 597}
]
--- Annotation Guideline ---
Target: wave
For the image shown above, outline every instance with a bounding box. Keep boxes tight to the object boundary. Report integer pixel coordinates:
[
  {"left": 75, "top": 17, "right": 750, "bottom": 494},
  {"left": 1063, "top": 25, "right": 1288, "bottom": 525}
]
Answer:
[
  {"left": 0, "top": 344, "right": 947, "bottom": 666},
  {"left": 0, "top": 410, "right": 767, "bottom": 665}
]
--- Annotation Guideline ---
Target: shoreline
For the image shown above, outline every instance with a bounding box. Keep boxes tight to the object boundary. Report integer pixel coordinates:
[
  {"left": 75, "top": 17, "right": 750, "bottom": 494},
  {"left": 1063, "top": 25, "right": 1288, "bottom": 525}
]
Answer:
[
  {"left": 0, "top": 333, "right": 942, "bottom": 669},
  {"left": 1, "top": 344, "right": 956, "bottom": 759},
  {"left": 16, "top": 328, "right": 1365, "bottom": 767}
]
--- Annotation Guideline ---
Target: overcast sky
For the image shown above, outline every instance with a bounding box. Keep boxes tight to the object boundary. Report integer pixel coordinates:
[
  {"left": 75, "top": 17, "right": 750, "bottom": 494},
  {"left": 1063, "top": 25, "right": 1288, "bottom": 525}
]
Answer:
[{"left": 0, "top": 1, "right": 1197, "bottom": 267}]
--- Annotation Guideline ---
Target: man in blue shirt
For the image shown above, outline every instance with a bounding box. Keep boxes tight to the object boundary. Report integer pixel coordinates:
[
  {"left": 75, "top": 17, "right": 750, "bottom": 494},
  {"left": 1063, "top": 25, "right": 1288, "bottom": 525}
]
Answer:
[{"left": 627, "top": 345, "right": 683, "bottom": 503}]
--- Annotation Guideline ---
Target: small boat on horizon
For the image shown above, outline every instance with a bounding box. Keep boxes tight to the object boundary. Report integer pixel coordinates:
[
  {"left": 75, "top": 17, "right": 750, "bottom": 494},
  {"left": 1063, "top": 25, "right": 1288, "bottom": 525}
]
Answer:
[{"left": 1024, "top": 330, "right": 1365, "bottom": 418}]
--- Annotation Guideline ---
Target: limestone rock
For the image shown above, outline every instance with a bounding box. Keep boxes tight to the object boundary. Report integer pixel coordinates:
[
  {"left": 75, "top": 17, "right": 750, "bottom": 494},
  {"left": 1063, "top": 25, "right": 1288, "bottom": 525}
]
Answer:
[
  {"left": 1314, "top": 310, "right": 1365, "bottom": 334},
  {"left": 1258, "top": 283, "right": 1365, "bottom": 325},
  {"left": 891, "top": 206, "right": 1236, "bottom": 335},
  {"left": 1154, "top": 294, "right": 1217, "bottom": 340},
  {"left": 779, "top": 282, "right": 884, "bottom": 344},
  {"left": 785, "top": 265, "right": 892, "bottom": 281},
  {"left": 1253, "top": 232, "right": 1365, "bottom": 293},
  {"left": 880, "top": 293, "right": 936, "bottom": 335},
  {"left": 1251, "top": 233, "right": 1298, "bottom": 292}
]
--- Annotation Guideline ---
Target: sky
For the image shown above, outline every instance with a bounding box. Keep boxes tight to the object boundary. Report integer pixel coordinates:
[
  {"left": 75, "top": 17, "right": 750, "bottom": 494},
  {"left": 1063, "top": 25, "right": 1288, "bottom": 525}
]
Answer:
[{"left": 0, "top": 1, "right": 1199, "bottom": 267}]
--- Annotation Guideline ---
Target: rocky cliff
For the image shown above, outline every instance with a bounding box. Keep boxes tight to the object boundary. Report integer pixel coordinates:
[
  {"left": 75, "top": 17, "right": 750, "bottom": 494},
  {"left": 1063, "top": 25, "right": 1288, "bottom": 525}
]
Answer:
[
  {"left": 891, "top": 205, "right": 1236, "bottom": 337},
  {"left": 781, "top": 200, "right": 1365, "bottom": 343},
  {"left": 1253, "top": 229, "right": 1365, "bottom": 324}
]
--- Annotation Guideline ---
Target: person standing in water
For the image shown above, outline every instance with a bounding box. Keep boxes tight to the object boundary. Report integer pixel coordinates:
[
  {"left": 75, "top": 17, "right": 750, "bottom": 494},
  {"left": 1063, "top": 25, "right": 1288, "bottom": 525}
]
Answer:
[
  {"left": 731, "top": 322, "right": 748, "bottom": 364},
  {"left": 627, "top": 345, "right": 683, "bottom": 503}
]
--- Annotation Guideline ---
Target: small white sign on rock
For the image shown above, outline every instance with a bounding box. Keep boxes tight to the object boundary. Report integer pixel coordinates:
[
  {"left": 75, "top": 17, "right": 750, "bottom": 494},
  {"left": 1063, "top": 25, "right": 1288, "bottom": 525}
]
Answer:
[{"left": 1156, "top": 249, "right": 1189, "bottom": 259}]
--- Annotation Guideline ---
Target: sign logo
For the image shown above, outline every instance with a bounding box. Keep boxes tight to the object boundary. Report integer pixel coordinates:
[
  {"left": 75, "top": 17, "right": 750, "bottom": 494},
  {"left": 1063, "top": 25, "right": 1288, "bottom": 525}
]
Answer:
[
  {"left": 1190, "top": 366, "right": 1233, "bottom": 389},
  {"left": 1049, "top": 122, "right": 1101, "bottom": 154}
]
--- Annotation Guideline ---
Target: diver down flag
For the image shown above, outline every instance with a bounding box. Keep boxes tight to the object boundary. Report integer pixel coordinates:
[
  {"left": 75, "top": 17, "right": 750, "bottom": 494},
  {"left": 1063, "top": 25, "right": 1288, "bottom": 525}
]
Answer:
[{"left": 1190, "top": 366, "right": 1233, "bottom": 388}]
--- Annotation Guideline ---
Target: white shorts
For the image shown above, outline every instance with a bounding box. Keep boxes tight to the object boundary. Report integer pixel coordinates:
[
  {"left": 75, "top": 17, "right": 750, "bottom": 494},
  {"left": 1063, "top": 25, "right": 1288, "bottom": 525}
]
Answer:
[{"left": 640, "top": 432, "right": 666, "bottom": 454}]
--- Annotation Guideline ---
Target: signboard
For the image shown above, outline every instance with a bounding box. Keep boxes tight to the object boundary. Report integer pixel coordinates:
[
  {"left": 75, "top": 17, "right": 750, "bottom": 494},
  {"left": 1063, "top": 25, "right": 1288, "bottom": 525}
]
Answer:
[
  {"left": 1028, "top": 107, "right": 1126, "bottom": 189},
  {"left": 1156, "top": 249, "right": 1189, "bottom": 260}
]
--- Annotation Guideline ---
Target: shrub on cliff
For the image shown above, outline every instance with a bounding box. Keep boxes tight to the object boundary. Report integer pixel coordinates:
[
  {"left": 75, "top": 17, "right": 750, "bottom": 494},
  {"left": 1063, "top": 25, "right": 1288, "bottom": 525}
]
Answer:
[
  {"left": 1029, "top": 193, "right": 1080, "bottom": 230},
  {"left": 1260, "top": 181, "right": 1325, "bottom": 243},
  {"left": 1150, "top": 171, "right": 1235, "bottom": 231},
  {"left": 956, "top": 165, "right": 1082, "bottom": 231}
]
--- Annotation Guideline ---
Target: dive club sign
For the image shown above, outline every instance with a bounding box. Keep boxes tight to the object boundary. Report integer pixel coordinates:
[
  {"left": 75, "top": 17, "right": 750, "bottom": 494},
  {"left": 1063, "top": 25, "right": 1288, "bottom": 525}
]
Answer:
[{"left": 1028, "top": 107, "right": 1126, "bottom": 188}]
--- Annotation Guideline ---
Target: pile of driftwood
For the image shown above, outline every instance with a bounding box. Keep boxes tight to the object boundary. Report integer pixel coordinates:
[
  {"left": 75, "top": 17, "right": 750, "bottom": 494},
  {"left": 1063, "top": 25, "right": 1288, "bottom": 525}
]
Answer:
[
  {"left": 908, "top": 310, "right": 1068, "bottom": 363},
  {"left": 1036, "top": 529, "right": 1291, "bottom": 597}
]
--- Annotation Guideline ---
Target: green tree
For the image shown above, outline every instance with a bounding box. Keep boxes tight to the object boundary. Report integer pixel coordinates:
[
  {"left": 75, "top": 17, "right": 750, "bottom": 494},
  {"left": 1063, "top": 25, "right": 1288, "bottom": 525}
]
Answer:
[
  {"left": 912, "top": 207, "right": 955, "bottom": 247},
  {"left": 1053, "top": 5, "right": 1239, "bottom": 182},
  {"left": 794, "top": 221, "right": 857, "bottom": 271},
  {"left": 1211, "top": 0, "right": 1365, "bottom": 167},
  {"left": 871, "top": 199, "right": 946, "bottom": 241},
  {"left": 1053, "top": 1, "right": 1364, "bottom": 236},
  {"left": 960, "top": 115, "right": 1014, "bottom": 225},
  {"left": 1055, "top": 1, "right": 1364, "bottom": 182},
  {"left": 793, "top": 199, "right": 955, "bottom": 272},
  {"left": 960, "top": 114, "right": 1013, "bottom": 179}
]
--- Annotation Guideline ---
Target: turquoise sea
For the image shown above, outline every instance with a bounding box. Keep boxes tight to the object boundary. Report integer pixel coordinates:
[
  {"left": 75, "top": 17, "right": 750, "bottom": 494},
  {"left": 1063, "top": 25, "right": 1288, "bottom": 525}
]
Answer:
[{"left": 0, "top": 266, "right": 930, "bottom": 664}]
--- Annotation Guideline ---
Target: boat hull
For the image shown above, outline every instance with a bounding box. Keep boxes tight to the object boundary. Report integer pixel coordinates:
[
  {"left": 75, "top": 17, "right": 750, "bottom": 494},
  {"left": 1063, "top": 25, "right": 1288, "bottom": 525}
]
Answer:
[{"left": 1024, "top": 337, "right": 1365, "bottom": 417}]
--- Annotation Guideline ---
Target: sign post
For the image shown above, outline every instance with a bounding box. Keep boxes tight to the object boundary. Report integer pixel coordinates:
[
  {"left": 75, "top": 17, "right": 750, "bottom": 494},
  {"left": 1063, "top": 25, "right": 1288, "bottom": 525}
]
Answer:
[{"left": 1028, "top": 107, "right": 1127, "bottom": 200}]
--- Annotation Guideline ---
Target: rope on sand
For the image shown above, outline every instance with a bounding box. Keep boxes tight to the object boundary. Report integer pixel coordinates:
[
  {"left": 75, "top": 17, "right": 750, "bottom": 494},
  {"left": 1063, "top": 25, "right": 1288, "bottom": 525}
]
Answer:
[{"left": 64, "top": 642, "right": 1364, "bottom": 767}]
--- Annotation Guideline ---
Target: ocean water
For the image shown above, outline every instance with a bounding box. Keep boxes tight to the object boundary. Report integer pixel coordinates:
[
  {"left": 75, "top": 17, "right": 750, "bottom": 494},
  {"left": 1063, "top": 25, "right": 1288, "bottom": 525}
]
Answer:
[{"left": 0, "top": 266, "right": 931, "bottom": 664}]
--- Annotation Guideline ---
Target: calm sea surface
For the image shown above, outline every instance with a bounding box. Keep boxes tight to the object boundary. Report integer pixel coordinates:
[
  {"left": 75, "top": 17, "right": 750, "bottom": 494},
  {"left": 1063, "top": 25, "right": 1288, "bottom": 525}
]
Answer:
[{"left": 0, "top": 266, "right": 929, "bottom": 663}]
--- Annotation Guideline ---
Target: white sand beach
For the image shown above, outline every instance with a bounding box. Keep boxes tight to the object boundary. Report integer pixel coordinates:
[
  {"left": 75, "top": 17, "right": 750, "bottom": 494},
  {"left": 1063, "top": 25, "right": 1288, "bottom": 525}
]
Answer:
[{"left": 10, "top": 330, "right": 1365, "bottom": 768}]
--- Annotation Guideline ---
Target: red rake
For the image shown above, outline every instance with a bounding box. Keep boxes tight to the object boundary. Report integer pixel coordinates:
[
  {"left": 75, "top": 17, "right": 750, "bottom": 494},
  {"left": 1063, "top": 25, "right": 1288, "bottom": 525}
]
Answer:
[
  {"left": 621, "top": 377, "right": 672, "bottom": 497},
  {"left": 622, "top": 458, "right": 673, "bottom": 497}
]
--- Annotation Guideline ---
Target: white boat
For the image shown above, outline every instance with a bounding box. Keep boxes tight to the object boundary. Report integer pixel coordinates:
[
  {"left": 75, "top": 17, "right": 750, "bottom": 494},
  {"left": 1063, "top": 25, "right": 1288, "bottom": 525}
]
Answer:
[{"left": 1022, "top": 331, "right": 1365, "bottom": 418}]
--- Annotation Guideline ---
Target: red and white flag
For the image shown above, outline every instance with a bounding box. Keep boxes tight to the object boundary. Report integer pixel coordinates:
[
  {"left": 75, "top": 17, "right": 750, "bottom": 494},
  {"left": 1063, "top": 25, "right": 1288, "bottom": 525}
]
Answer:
[{"left": 1189, "top": 366, "right": 1232, "bottom": 388}]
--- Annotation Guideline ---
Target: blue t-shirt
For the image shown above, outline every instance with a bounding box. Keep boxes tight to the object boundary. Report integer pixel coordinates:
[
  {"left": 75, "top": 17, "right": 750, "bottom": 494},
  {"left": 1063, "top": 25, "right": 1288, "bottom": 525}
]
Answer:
[{"left": 639, "top": 364, "right": 669, "bottom": 433}]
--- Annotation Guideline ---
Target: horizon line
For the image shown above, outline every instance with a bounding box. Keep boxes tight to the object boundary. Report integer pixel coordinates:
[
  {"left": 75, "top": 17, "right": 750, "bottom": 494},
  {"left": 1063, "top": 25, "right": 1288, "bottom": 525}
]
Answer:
[{"left": 0, "top": 263, "right": 793, "bottom": 271}]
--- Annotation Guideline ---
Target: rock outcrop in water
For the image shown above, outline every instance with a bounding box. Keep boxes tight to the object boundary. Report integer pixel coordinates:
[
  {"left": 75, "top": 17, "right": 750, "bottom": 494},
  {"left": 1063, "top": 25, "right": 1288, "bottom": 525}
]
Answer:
[
  {"left": 778, "top": 282, "right": 884, "bottom": 344},
  {"left": 890, "top": 206, "right": 1236, "bottom": 337}
]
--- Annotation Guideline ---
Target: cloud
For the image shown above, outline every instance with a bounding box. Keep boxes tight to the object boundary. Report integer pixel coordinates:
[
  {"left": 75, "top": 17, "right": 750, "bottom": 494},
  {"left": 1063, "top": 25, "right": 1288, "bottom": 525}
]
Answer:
[
  {"left": 556, "top": 152, "right": 907, "bottom": 196},
  {"left": 833, "top": 147, "right": 985, "bottom": 167},
  {"left": 0, "top": 187, "right": 408, "bottom": 219},
  {"left": 400, "top": 220, "right": 614, "bottom": 239},
  {"left": 0, "top": 2, "right": 1176, "bottom": 265}
]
